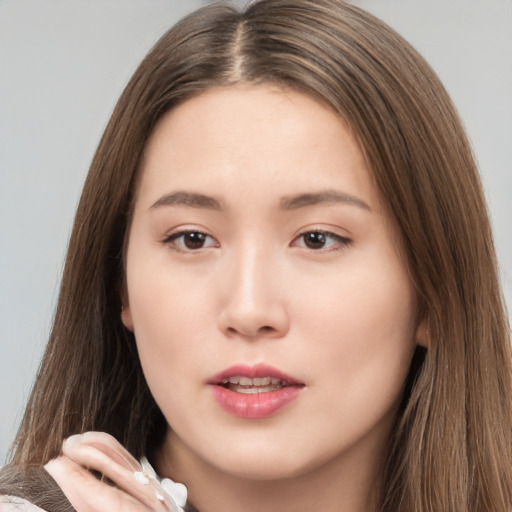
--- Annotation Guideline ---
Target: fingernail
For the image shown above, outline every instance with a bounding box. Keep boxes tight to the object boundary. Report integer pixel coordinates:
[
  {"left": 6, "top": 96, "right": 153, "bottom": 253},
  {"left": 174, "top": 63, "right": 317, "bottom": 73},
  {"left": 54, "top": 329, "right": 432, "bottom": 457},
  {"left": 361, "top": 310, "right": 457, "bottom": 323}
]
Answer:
[
  {"left": 43, "top": 457, "right": 58, "bottom": 475},
  {"left": 64, "top": 434, "right": 83, "bottom": 449},
  {"left": 43, "top": 458, "right": 55, "bottom": 470}
]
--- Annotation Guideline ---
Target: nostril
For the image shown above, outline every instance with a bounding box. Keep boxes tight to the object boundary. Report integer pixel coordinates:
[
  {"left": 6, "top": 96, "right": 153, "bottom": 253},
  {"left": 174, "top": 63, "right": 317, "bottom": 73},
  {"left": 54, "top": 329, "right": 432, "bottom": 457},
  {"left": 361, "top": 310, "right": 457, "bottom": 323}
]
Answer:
[
  {"left": 218, "top": 301, "right": 289, "bottom": 339},
  {"left": 253, "top": 325, "right": 277, "bottom": 337},
  {"left": 226, "top": 324, "right": 276, "bottom": 338}
]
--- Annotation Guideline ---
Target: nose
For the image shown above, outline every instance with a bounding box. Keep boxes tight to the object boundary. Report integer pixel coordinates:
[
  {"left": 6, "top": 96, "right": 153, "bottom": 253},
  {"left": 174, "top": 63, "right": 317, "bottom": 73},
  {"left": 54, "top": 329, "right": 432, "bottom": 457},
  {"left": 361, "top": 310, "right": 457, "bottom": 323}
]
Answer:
[{"left": 217, "top": 245, "right": 289, "bottom": 340}]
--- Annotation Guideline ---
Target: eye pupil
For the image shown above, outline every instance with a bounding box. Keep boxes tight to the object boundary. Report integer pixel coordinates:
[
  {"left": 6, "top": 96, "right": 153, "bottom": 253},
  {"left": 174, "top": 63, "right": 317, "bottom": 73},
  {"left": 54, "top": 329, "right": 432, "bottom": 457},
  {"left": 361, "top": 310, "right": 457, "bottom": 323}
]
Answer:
[
  {"left": 304, "top": 232, "right": 326, "bottom": 249},
  {"left": 184, "top": 232, "right": 206, "bottom": 249}
]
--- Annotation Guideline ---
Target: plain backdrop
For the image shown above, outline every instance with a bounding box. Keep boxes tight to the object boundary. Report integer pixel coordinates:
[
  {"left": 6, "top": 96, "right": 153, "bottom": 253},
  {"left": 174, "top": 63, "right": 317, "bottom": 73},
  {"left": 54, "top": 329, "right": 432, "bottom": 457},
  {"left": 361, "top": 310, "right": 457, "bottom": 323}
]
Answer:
[{"left": 1, "top": 0, "right": 511, "bottom": 464}]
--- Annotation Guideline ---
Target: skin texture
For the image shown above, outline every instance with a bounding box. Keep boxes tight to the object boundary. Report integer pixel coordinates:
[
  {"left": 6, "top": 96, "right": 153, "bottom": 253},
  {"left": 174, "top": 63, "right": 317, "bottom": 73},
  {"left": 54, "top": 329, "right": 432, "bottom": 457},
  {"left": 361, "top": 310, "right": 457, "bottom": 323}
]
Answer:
[
  {"left": 118, "top": 84, "right": 425, "bottom": 511},
  {"left": 30, "top": 84, "right": 424, "bottom": 512}
]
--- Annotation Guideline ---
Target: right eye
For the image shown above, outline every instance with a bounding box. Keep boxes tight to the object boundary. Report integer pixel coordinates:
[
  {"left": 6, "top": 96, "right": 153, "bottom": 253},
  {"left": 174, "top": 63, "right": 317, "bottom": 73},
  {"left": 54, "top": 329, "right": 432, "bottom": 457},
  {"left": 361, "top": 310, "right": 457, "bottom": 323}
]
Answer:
[
  {"left": 164, "top": 230, "right": 219, "bottom": 252},
  {"left": 291, "top": 230, "right": 352, "bottom": 252}
]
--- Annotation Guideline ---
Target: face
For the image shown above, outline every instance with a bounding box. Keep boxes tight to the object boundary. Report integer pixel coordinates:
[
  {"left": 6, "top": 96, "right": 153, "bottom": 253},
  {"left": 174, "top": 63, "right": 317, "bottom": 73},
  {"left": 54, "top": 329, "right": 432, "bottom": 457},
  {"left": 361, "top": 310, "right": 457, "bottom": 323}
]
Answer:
[{"left": 122, "top": 85, "right": 423, "bottom": 481}]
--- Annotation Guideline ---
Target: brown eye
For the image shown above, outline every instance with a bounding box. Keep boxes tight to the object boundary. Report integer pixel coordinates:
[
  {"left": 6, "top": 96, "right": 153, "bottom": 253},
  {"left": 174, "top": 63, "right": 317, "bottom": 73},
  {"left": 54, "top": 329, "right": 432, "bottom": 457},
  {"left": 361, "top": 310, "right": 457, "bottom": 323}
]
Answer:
[
  {"left": 183, "top": 232, "right": 207, "bottom": 249},
  {"left": 303, "top": 232, "right": 327, "bottom": 249},
  {"left": 165, "top": 231, "right": 218, "bottom": 251},
  {"left": 292, "top": 230, "right": 352, "bottom": 252}
]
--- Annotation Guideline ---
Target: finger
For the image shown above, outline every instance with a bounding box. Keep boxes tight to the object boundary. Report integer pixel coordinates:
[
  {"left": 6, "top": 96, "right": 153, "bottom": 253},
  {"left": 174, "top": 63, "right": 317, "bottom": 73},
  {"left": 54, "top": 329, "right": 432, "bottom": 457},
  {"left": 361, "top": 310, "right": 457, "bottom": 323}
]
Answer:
[
  {"left": 44, "top": 455, "right": 144, "bottom": 512},
  {"left": 71, "top": 431, "right": 141, "bottom": 472},
  {"left": 61, "top": 436, "right": 177, "bottom": 511}
]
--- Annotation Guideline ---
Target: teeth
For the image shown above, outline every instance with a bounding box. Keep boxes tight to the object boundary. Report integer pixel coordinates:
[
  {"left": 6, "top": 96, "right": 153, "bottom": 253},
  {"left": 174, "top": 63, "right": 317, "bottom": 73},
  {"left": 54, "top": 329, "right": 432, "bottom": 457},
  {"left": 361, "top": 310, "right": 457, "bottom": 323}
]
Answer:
[
  {"left": 253, "top": 377, "right": 271, "bottom": 386},
  {"left": 223, "top": 376, "right": 283, "bottom": 386},
  {"left": 236, "top": 386, "right": 276, "bottom": 394},
  {"left": 221, "top": 376, "right": 288, "bottom": 393}
]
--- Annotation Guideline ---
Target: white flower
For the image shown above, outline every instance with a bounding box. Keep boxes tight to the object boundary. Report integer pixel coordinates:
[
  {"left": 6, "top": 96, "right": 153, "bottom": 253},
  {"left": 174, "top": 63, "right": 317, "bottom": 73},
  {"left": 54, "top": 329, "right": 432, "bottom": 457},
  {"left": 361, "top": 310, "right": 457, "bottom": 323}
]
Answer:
[
  {"left": 160, "top": 478, "right": 188, "bottom": 508},
  {"left": 140, "top": 456, "right": 188, "bottom": 510}
]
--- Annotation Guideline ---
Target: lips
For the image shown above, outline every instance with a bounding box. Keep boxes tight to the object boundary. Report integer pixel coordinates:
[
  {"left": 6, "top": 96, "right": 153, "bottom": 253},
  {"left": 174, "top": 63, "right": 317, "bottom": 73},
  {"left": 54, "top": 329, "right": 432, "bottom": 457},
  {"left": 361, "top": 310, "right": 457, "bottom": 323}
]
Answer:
[{"left": 208, "top": 364, "right": 305, "bottom": 418}]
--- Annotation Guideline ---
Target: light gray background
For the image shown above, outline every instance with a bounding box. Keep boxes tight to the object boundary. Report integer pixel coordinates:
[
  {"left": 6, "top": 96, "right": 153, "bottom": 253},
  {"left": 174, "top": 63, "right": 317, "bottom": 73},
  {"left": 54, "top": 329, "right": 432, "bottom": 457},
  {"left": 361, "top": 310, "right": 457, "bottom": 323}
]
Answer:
[{"left": 1, "top": 1, "right": 511, "bottom": 464}]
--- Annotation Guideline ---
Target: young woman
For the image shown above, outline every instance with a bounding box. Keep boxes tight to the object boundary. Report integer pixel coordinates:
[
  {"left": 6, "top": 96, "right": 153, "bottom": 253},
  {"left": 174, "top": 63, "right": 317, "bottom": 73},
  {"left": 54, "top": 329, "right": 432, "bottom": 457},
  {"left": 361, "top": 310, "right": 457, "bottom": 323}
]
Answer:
[{"left": 1, "top": 1, "right": 511, "bottom": 511}]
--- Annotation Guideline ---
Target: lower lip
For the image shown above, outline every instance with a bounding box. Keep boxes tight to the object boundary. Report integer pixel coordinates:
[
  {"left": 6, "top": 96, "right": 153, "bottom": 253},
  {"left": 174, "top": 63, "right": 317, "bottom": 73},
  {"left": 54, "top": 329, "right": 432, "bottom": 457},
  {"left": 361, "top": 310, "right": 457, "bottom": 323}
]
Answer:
[{"left": 210, "top": 385, "right": 303, "bottom": 419}]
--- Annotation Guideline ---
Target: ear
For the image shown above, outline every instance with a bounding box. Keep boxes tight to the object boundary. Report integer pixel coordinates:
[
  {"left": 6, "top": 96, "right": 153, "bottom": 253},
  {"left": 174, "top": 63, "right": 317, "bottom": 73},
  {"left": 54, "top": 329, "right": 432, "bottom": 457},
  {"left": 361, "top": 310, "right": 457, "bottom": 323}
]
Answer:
[
  {"left": 415, "top": 318, "right": 428, "bottom": 348},
  {"left": 121, "top": 296, "right": 134, "bottom": 332}
]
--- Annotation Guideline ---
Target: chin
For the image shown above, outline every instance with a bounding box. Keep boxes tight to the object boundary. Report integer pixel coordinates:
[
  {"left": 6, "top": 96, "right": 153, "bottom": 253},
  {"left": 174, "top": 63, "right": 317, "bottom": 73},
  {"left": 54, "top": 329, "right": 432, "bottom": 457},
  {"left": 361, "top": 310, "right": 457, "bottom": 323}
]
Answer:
[{"left": 204, "top": 440, "right": 319, "bottom": 481}]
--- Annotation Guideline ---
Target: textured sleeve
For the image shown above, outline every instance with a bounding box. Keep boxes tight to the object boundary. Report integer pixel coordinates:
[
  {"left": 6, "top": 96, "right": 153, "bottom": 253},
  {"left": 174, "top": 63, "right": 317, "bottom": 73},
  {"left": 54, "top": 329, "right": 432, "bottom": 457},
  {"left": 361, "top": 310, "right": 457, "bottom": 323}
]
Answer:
[{"left": 0, "top": 496, "right": 47, "bottom": 512}]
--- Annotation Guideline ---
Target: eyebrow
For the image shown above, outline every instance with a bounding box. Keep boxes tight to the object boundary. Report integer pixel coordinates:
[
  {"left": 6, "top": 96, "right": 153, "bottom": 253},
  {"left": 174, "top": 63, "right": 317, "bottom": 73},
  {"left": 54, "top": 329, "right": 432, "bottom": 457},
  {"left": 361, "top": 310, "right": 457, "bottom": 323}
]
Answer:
[
  {"left": 150, "top": 191, "right": 222, "bottom": 210},
  {"left": 150, "top": 189, "right": 372, "bottom": 212},
  {"left": 280, "top": 190, "right": 372, "bottom": 212}
]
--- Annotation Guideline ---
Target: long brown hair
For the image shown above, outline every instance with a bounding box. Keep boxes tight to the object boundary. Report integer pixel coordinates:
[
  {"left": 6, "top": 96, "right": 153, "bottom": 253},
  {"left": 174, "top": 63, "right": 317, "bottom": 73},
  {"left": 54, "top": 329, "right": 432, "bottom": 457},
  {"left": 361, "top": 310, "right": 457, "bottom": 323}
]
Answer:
[{"left": 2, "top": 1, "right": 511, "bottom": 510}]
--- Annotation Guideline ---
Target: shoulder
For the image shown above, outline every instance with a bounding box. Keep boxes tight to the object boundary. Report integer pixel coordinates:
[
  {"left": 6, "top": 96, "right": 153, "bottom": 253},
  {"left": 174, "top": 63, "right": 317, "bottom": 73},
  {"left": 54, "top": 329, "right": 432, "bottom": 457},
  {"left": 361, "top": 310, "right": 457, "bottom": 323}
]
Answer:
[{"left": 0, "top": 496, "right": 47, "bottom": 512}]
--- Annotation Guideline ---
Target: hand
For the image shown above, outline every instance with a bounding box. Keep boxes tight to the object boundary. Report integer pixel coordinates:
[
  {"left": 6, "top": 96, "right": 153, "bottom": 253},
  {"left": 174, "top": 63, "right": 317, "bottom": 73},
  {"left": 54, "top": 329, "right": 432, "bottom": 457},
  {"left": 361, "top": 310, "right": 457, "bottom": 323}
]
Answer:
[{"left": 44, "top": 432, "right": 183, "bottom": 512}]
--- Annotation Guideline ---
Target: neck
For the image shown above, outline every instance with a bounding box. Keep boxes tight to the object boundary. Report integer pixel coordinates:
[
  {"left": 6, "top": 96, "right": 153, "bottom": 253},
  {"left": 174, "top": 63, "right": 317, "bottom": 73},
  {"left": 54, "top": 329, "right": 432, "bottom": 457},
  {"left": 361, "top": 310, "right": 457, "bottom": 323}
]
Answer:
[{"left": 155, "top": 429, "right": 384, "bottom": 512}]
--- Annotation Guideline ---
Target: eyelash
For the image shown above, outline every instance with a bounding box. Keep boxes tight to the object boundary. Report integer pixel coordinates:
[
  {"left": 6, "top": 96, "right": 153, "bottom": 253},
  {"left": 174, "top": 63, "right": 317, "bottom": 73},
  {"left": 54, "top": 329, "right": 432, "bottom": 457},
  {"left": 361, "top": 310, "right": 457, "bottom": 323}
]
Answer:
[
  {"left": 163, "top": 230, "right": 218, "bottom": 252},
  {"left": 162, "top": 229, "right": 352, "bottom": 253},
  {"left": 292, "top": 230, "right": 353, "bottom": 252}
]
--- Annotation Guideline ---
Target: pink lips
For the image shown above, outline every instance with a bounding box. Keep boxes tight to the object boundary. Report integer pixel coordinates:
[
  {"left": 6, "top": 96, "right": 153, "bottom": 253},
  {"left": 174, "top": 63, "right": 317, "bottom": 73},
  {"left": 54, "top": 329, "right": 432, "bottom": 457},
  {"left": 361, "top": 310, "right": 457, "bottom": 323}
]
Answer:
[{"left": 208, "top": 363, "right": 305, "bottom": 419}]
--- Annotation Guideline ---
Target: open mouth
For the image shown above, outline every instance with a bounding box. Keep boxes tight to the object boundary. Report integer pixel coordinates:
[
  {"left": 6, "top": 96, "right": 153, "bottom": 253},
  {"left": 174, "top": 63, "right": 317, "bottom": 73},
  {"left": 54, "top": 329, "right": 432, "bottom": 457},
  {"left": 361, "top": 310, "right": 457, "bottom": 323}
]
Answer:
[
  {"left": 211, "top": 380, "right": 303, "bottom": 418},
  {"left": 209, "top": 364, "right": 305, "bottom": 417},
  {"left": 220, "top": 376, "right": 290, "bottom": 394}
]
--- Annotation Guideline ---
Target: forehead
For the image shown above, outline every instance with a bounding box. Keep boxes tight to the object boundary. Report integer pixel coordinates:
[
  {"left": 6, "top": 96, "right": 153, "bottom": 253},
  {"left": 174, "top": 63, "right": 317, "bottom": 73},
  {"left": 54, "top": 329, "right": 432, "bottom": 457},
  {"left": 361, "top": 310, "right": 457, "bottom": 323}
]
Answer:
[{"left": 135, "top": 84, "right": 379, "bottom": 212}]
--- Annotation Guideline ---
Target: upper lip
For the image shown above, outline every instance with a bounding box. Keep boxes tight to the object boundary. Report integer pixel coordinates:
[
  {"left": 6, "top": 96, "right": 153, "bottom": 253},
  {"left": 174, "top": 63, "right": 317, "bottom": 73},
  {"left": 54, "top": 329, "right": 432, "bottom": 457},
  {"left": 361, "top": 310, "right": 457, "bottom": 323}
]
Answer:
[{"left": 208, "top": 363, "right": 304, "bottom": 386}]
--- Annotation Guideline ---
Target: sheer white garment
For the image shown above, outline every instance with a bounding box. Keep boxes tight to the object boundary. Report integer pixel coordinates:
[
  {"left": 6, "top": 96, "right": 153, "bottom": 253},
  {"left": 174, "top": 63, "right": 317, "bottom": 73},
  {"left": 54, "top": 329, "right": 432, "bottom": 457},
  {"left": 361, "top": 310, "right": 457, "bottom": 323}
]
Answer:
[
  {"left": 0, "top": 497, "right": 46, "bottom": 512},
  {"left": 0, "top": 458, "right": 188, "bottom": 512}
]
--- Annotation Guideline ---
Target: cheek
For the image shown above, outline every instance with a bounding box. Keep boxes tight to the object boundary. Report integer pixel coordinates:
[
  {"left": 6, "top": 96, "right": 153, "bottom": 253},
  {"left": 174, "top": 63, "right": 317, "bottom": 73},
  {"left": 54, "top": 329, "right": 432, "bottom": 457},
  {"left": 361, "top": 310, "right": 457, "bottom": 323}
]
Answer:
[
  {"left": 296, "top": 252, "right": 417, "bottom": 399},
  {"left": 128, "top": 251, "right": 209, "bottom": 342},
  {"left": 131, "top": 290, "right": 210, "bottom": 427},
  {"left": 126, "top": 263, "right": 213, "bottom": 400}
]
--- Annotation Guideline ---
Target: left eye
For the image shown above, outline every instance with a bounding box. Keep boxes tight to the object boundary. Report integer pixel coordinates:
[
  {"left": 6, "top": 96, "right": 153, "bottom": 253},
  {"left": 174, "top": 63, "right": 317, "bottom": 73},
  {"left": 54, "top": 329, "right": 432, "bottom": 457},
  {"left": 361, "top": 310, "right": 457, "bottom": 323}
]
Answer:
[
  {"left": 165, "top": 231, "right": 218, "bottom": 251},
  {"left": 292, "top": 230, "right": 352, "bottom": 251}
]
